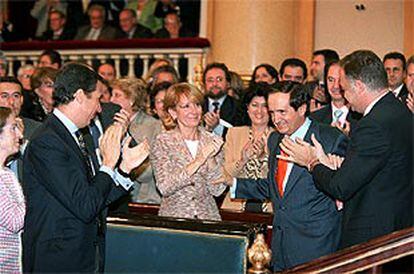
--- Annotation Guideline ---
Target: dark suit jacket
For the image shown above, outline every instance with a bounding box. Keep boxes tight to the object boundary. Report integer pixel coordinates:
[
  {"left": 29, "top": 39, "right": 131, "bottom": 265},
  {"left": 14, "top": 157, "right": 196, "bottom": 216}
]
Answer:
[
  {"left": 397, "top": 84, "right": 409, "bottom": 104},
  {"left": 236, "top": 120, "right": 348, "bottom": 271},
  {"left": 121, "top": 24, "right": 153, "bottom": 39},
  {"left": 313, "top": 92, "right": 413, "bottom": 249},
  {"left": 310, "top": 104, "right": 362, "bottom": 133},
  {"left": 22, "top": 114, "right": 127, "bottom": 272},
  {"left": 203, "top": 95, "right": 242, "bottom": 139},
  {"left": 40, "top": 26, "right": 76, "bottom": 41},
  {"left": 74, "top": 24, "right": 122, "bottom": 40},
  {"left": 154, "top": 27, "right": 193, "bottom": 38}
]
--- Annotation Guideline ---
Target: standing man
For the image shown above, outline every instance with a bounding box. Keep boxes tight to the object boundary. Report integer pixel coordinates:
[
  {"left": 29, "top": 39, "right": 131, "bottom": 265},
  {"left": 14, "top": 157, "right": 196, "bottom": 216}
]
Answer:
[
  {"left": 202, "top": 62, "right": 242, "bottom": 139},
  {"left": 23, "top": 63, "right": 149, "bottom": 272},
  {"left": 383, "top": 51, "right": 408, "bottom": 102},
  {"left": 279, "top": 58, "right": 308, "bottom": 83},
  {"left": 310, "top": 61, "right": 361, "bottom": 136},
  {"left": 229, "top": 81, "right": 348, "bottom": 271},
  {"left": 283, "top": 50, "right": 413, "bottom": 249},
  {"left": 310, "top": 49, "right": 339, "bottom": 84}
]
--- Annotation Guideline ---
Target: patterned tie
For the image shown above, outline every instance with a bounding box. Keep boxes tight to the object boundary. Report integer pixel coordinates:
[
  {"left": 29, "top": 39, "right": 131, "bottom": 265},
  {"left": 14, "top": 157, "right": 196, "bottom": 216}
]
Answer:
[
  {"left": 333, "top": 109, "right": 344, "bottom": 123},
  {"left": 275, "top": 150, "right": 288, "bottom": 197},
  {"left": 75, "top": 130, "right": 94, "bottom": 177}
]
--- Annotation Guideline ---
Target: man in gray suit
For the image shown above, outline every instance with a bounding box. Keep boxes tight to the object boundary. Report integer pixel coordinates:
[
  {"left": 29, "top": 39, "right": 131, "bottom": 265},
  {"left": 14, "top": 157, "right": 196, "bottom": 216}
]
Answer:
[
  {"left": 0, "top": 77, "right": 41, "bottom": 180},
  {"left": 75, "top": 4, "right": 121, "bottom": 40},
  {"left": 229, "top": 81, "right": 348, "bottom": 271}
]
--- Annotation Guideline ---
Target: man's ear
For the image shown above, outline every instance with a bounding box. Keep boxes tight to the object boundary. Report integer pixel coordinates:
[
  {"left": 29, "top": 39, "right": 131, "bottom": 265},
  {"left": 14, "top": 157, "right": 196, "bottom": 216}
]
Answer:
[
  {"left": 353, "top": 80, "right": 366, "bottom": 95},
  {"left": 73, "top": 89, "right": 84, "bottom": 103},
  {"left": 298, "top": 103, "right": 307, "bottom": 116}
]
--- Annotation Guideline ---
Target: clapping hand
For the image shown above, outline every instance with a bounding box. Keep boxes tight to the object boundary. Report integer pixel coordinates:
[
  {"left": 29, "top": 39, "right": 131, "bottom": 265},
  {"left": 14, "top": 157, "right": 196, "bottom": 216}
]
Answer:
[
  {"left": 200, "top": 138, "right": 223, "bottom": 161},
  {"left": 331, "top": 120, "right": 351, "bottom": 136},
  {"left": 278, "top": 136, "right": 316, "bottom": 168},
  {"left": 203, "top": 112, "right": 220, "bottom": 131},
  {"left": 119, "top": 138, "right": 150, "bottom": 173},
  {"left": 99, "top": 124, "right": 124, "bottom": 170}
]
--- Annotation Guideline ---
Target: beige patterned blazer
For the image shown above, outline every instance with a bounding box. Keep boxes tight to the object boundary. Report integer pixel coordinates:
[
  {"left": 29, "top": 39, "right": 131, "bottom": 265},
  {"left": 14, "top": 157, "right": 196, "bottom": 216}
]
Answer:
[{"left": 151, "top": 127, "right": 226, "bottom": 221}]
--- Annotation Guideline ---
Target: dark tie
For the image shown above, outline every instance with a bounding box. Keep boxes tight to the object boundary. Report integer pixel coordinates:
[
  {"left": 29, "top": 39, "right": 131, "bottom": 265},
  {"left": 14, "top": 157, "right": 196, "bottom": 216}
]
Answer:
[
  {"left": 89, "top": 120, "right": 101, "bottom": 149},
  {"left": 75, "top": 130, "right": 94, "bottom": 177},
  {"left": 212, "top": 101, "right": 220, "bottom": 113}
]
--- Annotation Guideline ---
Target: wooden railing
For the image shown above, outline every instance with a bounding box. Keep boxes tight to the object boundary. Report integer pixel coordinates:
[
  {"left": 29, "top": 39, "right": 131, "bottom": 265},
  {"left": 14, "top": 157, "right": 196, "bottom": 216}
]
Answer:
[
  {"left": 0, "top": 38, "right": 210, "bottom": 82},
  {"left": 283, "top": 227, "right": 414, "bottom": 273}
]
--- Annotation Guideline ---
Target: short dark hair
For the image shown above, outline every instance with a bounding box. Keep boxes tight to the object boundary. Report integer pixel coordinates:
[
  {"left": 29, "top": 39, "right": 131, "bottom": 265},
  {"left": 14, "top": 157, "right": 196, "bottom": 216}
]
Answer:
[
  {"left": 279, "top": 58, "right": 308, "bottom": 81},
  {"left": 250, "top": 63, "right": 279, "bottom": 86},
  {"left": 272, "top": 81, "right": 310, "bottom": 116},
  {"left": 383, "top": 52, "right": 406, "bottom": 70},
  {"left": 121, "top": 8, "right": 137, "bottom": 19},
  {"left": 313, "top": 49, "right": 340, "bottom": 65},
  {"left": 241, "top": 82, "right": 272, "bottom": 125},
  {"left": 0, "top": 76, "right": 23, "bottom": 91},
  {"left": 323, "top": 60, "right": 340, "bottom": 102},
  {"left": 202, "top": 62, "right": 231, "bottom": 84},
  {"left": 49, "top": 9, "right": 66, "bottom": 19},
  {"left": 40, "top": 49, "right": 62, "bottom": 68},
  {"left": 341, "top": 50, "right": 388, "bottom": 92},
  {"left": 53, "top": 62, "right": 103, "bottom": 107}
]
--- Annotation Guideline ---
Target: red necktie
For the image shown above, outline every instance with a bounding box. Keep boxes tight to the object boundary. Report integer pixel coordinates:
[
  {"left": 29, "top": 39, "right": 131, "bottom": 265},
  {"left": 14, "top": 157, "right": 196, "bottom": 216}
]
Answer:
[{"left": 275, "top": 150, "right": 288, "bottom": 197}]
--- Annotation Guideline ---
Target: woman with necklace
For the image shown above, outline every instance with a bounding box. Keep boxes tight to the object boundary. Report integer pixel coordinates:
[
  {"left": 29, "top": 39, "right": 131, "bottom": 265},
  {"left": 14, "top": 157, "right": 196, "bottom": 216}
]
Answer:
[
  {"left": 151, "top": 83, "right": 226, "bottom": 221},
  {"left": 0, "top": 107, "right": 25, "bottom": 273},
  {"left": 222, "top": 83, "right": 274, "bottom": 212}
]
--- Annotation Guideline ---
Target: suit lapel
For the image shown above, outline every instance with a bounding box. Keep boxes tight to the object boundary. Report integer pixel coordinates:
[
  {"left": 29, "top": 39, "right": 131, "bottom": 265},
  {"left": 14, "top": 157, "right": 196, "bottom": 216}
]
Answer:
[
  {"left": 268, "top": 133, "right": 283, "bottom": 199},
  {"left": 283, "top": 121, "right": 318, "bottom": 197}
]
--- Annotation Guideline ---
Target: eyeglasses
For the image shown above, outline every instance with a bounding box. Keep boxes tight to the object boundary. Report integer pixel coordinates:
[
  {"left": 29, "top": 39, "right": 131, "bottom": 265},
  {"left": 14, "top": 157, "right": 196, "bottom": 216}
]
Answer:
[
  {"left": 0, "top": 92, "right": 22, "bottom": 100},
  {"left": 20, "top": 74, "right": 32, "bottom": 79}
]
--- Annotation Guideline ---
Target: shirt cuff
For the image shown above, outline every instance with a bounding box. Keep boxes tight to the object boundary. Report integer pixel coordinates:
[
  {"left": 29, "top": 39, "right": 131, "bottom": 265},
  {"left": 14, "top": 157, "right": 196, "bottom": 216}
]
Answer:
[
  {"left": 100, "top": 166, "right": 134, "bottom": 191},
  {"left": 229, "top": 178, "right": 238, "bottom": 198}
]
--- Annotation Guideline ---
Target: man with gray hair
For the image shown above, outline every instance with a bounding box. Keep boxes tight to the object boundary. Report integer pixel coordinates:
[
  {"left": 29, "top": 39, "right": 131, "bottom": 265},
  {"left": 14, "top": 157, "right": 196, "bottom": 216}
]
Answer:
[{"left": 282, "top": 50, "right": 413, "bottom": 249}]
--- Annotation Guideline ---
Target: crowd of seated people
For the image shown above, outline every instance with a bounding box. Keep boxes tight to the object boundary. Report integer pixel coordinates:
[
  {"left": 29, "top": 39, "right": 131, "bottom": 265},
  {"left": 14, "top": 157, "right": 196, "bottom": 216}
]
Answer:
[
  {"left": 1, "top": 0, "right": 198, "bottom": 42},
  {"left": 0, "top": 45, "right": 412, "bottom": 273}
]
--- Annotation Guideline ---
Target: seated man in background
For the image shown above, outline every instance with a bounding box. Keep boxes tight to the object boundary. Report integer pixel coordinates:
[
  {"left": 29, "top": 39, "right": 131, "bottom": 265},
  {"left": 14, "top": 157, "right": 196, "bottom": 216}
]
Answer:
[
  {"left": 75, "top": 4, "right": 122, "bottom": 41},
  {"left": 119, "top": 8, "right": 153, "bottom": 39},
  {"left": 40, "top": 9, "right": 75, "bottom": 41},
  {"left": 154, "top": 12, "right": 192, "bottom": 38}
]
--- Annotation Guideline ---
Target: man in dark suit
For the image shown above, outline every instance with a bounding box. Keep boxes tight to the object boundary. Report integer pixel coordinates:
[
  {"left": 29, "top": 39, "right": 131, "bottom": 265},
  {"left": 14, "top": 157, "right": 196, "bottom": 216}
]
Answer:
[
  {"left": 154, "top": 12, "right": 193, "bottom": 38},
  {"left": 310, "top": 60, "right": 361, "bottom": 136},
  {"left": 202, "top": 62, "right": 242, "bottom": 139},
  {"left": 229, "top": 81, "right": 348, "bottom": 271},
  {"left": 0, "top": 76, "right": 41, "bottom": 181},
  {"left": 283, "top": 50, "right": 413, "bottom": 249},
  {"left": 22, "top": 63, "right": 149, "bottom": 272},
  {"left": 40, "top": 10, "right": 76, "bottom": 41},
  {"left": 119, "top": 8, "right": 153, "bottom": 39},
  {"left": 75, "top": 4, "right": 122, "bottom": 40},
  {"left": 383, "top": 51, "right": 409, "bottom": 103}
]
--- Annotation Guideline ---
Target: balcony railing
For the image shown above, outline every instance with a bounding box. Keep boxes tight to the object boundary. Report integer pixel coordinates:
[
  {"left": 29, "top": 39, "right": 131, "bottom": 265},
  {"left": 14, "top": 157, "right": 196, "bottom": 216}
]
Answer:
[{"left": 0, "top": 38, "right": 210, "bottom": 83}]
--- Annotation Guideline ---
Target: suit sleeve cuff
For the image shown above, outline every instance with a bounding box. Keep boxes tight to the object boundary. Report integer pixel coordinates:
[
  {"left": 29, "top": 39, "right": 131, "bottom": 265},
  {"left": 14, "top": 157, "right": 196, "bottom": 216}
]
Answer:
[
  {"left": 100, "top": 166, "right": 134, "bottom": 191},
  {"left": 229, "top": 178, "right": 238, "bottom": 198}
]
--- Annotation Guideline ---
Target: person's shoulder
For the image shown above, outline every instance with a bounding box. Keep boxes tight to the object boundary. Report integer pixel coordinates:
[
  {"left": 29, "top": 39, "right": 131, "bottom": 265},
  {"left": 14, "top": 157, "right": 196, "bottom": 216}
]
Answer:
[{"left": 227, "top": 126, "right": 248, "bottom": 135}]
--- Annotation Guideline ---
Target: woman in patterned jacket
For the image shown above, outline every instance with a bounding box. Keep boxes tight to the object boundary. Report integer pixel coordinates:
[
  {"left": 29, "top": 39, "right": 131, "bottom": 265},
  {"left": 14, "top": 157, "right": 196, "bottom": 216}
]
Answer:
[
  {"left": 151, "top": 83, "right": 226, "bottom": 221},
  {"left": 0, "top": 106, "right": 25, "bottom": 273}
]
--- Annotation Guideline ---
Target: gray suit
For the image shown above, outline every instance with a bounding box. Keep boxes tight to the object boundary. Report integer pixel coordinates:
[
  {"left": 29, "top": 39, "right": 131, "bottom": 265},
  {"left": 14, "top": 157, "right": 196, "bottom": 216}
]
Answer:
[
  {"left": 236, "top": 120, "right": 348, "bottom": 271},
  {"left": 128, "top": 111, "right": 161, "bottom": 204},
  {"left": 74, "top": 25, "right": 122, "bottom": 40}
]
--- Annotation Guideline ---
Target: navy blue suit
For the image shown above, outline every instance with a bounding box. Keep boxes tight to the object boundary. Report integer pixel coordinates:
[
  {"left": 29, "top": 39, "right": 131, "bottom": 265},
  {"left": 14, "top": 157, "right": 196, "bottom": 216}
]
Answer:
[
  {"left": 22, "top": 114, "right": 127, "bottom": 272},
  {"left": 313, "top": 93, "right": 413, "bottom": 248},
  {"left": 236, "top": 120, "right": 348, "bottom": 271}
]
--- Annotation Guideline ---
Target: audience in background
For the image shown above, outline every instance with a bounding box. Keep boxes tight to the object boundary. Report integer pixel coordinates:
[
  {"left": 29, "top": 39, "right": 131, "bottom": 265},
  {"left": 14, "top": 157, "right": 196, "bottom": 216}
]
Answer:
[
  {"left": 38, "top": 49, "right": 62, "bottom": 69},
  {"left": 40, "top": 9, "right": 75, "bottom": 41},
  {"left": 75, "top": 4, "right": 121, "bottom": 41},
  {"left": 119, "top": 8, "right": 153, "bottom": 39},
  {"left": 383, "top": 52, "right": 408, "bottom": 102},
  {"left": 405, "top": 55, "right": 414, "bottom": 113},
  {"left": 151, "top": 83, "right": 226, "bottom": 221},
  {"left": 144, "top": 58, "right": 173, "bottom": 82},
  {"left": 0, "top": 54, "right": 8, "bottom": 77},
  {"left": 250, "top": 64, "right": 279, "bottom": 86},
  {"left": 30, "top": 67, "right": 59, "bottom": 118},
  {"left": 155, "top": 12, "right": 192, "bottom": 38},
  {"left": 148, "top": 65, "right": 179, "bottom": 89},
  {"left": 0, "top": 107, "right": 25, "bottom": 273},
  {"left": 227, "top": 71, "right": 244, "bottom": 100},
  {"left": 98, "top": 63, "right": 116, "bottom": 82},
  {"left": 127, "top": 0, "right": 163, "bottom": 33},
  {"left": 148, "top": 81, "right": 172, "bottom": 128},
  {"left": 279, "top": 58, "right": 307, "bottom": 83},
  {"left": 30, "top": 0, "right": 67, "bottom": 39}
]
